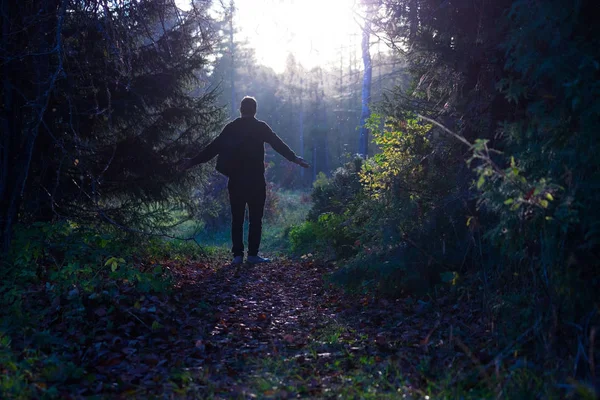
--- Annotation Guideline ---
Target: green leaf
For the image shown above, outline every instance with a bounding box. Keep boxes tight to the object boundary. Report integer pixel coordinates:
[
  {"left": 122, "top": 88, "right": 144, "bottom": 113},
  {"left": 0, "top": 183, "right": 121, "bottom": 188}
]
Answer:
[
  {"left": 546, "top": 193, "right": 554, "bottom": 201},
  {"left": 504, "top": 198, "right": 514, "bottom": 205},
  {"left": 476, "top": 175, "right": 485, "bottom": 189}
]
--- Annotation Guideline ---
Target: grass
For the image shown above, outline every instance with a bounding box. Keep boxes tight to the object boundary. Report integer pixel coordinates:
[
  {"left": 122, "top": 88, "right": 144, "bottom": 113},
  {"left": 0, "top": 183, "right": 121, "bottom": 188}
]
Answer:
[
  {"left": 261, "top": 190, "right": 312, "bottom": 255},
  {"left": 183, "top": 189, "right": 312, "bottom": 257},
  {"left": 237, "top": 332, "right": 569, "bottom": 400},
  {"left": 239, "top": 324, "right": 410, "bottom": 399}
]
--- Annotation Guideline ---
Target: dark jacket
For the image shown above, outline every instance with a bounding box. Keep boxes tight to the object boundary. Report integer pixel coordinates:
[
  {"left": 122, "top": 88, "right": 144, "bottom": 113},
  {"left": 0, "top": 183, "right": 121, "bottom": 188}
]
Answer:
[{"left": 190, "top": 117, "right": 297, "bottom": 180}]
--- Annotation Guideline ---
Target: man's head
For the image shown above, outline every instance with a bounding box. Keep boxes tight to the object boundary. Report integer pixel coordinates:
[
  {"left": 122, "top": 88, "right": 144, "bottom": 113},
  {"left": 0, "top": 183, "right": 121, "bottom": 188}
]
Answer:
[{"left": 240, "top": 96, "right": 257, "bottom": 117}]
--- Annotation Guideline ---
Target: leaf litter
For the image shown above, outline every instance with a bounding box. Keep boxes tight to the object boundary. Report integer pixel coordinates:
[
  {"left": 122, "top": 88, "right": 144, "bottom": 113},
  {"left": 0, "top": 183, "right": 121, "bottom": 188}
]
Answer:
[{"left": 3, "top": 256, "right": 497, "bottom": 398}]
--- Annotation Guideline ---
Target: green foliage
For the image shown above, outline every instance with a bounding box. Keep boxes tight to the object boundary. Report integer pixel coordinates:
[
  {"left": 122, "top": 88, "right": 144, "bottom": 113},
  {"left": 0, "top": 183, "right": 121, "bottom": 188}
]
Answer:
[
  {"left": 0, "top": 221, "right": 181, "bottom": 398},
  {"left": 332, "top": 250, "right": 444, "bottom": 297},
  {"left": 288, "top": 158, "right": 370, "bottom": 259},
  {"left": 4, "top": 222, "right": 169, "bottom": 295},
  {"left": 143, "top": 237, "right": 215, "bottom": 262},
  {"left": 289, "top": 0, "right": 598, "bottom": 391},
  {"left": 462, "top": 2, "right": 600, "bottom": 346},
  {"left": 308, "top": 158, "right": 364, "bottom": 222},
  {"left": 0, "top": 0, "right": 224, "bottom": 252},
  {"left": 299, "top": 113, "right": 471, "bottom": 294},
  {"left": 260, "top": 190, "right": 312, "bottom": 254},
  {"left": 289, "top": 212, "right": 358, "bottom": 259},
  {"left": 336, "top": 0, "right": 600, "bottom": 392},
  {"left": 360, "top": 115, "right": 432, "bottom": 199}
]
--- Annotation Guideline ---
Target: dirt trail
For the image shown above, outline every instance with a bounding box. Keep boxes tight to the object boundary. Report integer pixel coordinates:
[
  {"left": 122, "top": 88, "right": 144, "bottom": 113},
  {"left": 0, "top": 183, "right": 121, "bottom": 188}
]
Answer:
[
  {"left": 169, "top": 259, "right": 343, "bottom": 396},
  {"left": 80, "top": 258, "right": 480, "bottom": 398}
]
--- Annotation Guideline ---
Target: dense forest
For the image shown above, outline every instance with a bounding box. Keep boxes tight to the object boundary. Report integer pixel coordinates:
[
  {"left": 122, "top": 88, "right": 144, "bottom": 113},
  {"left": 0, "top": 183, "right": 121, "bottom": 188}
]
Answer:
[{"left": 1, "top": 0, "right": 598, "bottom": 398}]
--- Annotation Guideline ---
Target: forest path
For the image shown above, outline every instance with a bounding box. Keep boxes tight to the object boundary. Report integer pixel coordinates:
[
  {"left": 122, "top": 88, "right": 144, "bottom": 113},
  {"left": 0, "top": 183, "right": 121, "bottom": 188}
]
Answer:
[
  {"left": 156, "top": 258, "right": 460, "bottom": 398},
  {"left": 84, "top": 257, "right": 476, "bottom": 398},
  {"left": 174, "top": 259, "right": 341, "bottom": 396}
]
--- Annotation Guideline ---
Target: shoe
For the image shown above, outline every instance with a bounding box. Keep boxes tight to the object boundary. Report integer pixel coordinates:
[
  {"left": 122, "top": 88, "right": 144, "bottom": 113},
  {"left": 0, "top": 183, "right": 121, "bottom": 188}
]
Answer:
[
  {"left": 231, "top": 256, "right": 244, "bottom": 265},
  {"left": 247, "top": 255, "right": 270, "bottom": 264}
]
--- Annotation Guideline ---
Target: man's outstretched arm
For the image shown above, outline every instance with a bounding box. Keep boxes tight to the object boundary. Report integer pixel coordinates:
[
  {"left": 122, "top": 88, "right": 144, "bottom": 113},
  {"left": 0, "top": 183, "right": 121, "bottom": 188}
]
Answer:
[
  {"left": 263, "top": 123, "right": 310, "bottom": 168},
  {"left": 178, "top": 133, "right": 224, "bottom": 171}
]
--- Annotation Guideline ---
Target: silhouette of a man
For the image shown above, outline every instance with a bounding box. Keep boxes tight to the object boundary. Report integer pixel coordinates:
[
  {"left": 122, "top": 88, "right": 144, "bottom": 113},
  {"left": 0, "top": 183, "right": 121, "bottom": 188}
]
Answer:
[{"left": 180, "top": 96, "right": 309, "bottom": 264}]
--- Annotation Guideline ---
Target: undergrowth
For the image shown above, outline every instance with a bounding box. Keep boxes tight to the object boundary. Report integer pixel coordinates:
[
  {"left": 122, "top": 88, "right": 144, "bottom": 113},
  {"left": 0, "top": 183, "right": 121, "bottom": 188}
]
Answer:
[
  {"left": 0, "top": 221, "right": 215, "bottom": 398},
  {"left": 289, "top": 137, "right": 599, "bottom": 398},
  {"left": 190, "top": 189, "right": 312, "bottom": 256}
]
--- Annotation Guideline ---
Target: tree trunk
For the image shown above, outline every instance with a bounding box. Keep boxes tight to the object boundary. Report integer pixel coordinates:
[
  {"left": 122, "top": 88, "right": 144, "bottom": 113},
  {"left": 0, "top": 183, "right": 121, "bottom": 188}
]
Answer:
[
  {"left": 0, "top": 0, "right": 12, "bottom": 253},
  {"left": 229, "top": 0, "right": 236, "bottom": 117},
  {"left": 312, "top": 145, "right": 317, "bottom": 182},
  {"left": 298, "top": 78, "right": 305, "bottom": 181},
  {"left": 358, "top": 17, "right": 372, "bottom": 158}
]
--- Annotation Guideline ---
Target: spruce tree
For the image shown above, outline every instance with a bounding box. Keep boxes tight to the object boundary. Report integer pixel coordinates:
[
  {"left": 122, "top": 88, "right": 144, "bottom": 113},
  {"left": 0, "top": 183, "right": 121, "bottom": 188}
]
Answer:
[{"left": 0, "top": 0, "right": 223, "bottom": 250}]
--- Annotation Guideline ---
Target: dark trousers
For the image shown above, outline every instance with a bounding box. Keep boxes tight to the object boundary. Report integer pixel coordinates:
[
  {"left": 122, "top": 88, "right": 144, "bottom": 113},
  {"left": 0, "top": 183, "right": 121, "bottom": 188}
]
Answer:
[{"left": 228, "top": 178, "right": 266, "bottom": 257}]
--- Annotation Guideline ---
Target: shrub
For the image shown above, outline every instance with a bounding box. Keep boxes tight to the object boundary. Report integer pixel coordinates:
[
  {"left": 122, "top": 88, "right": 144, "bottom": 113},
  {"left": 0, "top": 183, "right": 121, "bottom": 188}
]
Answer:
[
  {"left": 308, "top": 158, "right": 364, "bottom": 222},
  {"left": 289, "top": 212, "right": 358, "bottom": 259},
  {"left": 3, "top": 222, "right": 171, "bottom": 296},
  {"left": 296, "top": 115, "right": 472, "bottom": 294}
]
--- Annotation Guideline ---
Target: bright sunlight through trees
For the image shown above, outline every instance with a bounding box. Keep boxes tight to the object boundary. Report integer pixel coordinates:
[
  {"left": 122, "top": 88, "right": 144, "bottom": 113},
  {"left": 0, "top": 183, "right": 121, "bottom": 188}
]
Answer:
[{"left": 177, "top": 0, "right": 363, "bottom": 72}]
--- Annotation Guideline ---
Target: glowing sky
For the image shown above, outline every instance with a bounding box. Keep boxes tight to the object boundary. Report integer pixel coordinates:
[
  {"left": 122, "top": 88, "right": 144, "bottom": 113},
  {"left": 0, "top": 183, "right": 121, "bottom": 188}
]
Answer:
[{"left": 177, "top": 0, "right": 363, "bottom": 73}]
